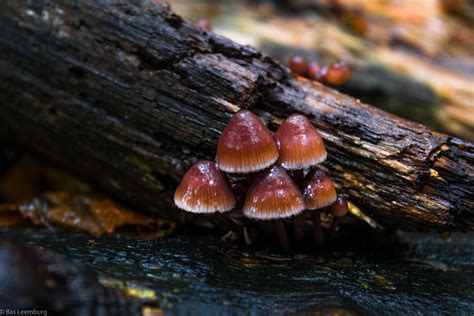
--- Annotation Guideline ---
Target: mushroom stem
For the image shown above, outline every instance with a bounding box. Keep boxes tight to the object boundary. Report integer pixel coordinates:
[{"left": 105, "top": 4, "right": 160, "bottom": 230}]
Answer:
[
  {"left": 312, "top": 211, "right": 324, "bottom": 248},
  {"left": 214, "top": 212, "right": 243, "bottom": 238},
  {"left": 243, "top": 227, "right": 252, "bottom": 246},
  {"left": 274, "top": 220, "right": 290, "bottom": 251},
  {"left": 293, "top": 212, "right": 306, "bottom": 241},
  {"left": 328, "top": 197, "right": 349, "bottom": 235},
  {"left": 328, "top": 217, "right": 340, "bottom": 235},
  {"left": 292, "top": 169, "right": 306, "bottom": 241}
]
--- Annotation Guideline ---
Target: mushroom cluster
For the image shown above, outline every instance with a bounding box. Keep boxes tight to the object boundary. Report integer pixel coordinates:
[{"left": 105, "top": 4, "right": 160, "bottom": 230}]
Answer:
[
  {"left": 288, "top": 56, "right": 352, "bottom": 86},
  {"left": 174, "top": 110, "right": 348, "bottom": 250}
]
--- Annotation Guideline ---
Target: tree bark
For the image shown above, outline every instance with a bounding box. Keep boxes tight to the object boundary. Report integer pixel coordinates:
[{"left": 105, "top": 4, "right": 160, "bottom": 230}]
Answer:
[{"left": 0, "top": 0, "right": 472, "bottom": 232}]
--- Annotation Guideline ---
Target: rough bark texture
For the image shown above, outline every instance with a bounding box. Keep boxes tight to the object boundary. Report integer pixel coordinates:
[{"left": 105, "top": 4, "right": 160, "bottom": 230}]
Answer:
[{"left": 0, "top": 0, "right": 472, "bottom": 232}]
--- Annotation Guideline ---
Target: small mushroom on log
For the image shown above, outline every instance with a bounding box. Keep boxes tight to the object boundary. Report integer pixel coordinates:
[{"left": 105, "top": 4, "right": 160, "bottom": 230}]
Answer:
[
  {"left": 328, "top": 197, "right": 349, "bottom": 233},
  {"left": 319, "top": 62, "right": 352, "bottom": 86},
  {"left": 288, "top": 56, "right": 309, "bottom": 77},
  {"left": 274, "top": 113, "right": 328, "bottom": 241},
  {"left": 331, "top": 197, "right": 349, "bottom": 218},
  {"left": 174, "top": 160, "right": 241, "bottom": 235},
  {"left": 243, "top": 166, "right": 306, "bottom": 250},
  {"left": 216, "top": 110, "right": 279, "bottom": 174},
  {"left": 307, "top": 62, "right": 322, "bottom": 82},
  {"left": 302, "top": 170, "right": 338, "bottom": 247},
  {"left": 174, "top": 160, "right": 236, "bottom": 214}
]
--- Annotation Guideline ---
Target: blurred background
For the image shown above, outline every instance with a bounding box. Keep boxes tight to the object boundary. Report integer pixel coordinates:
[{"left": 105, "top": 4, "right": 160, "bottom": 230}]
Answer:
[{"left": 171, "top": 0, "right": 474, "bottom": 141}]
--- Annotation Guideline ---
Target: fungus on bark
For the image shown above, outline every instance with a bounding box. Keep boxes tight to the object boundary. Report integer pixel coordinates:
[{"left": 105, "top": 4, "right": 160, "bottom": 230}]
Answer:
[
  {"left": 174, "top": 160, "right": 236, "bottom": 214},
  {"left": 274, "top": 114, "right": 327, "bottom": 170},
  {"left": 307, "top": 62, "right": 322, "bottom": 81},
  {"left": 216, "top": 110, "right": 279, "bottom": 174},
  {"left": 288, "top": 56, "right": 309, "bottom": 76},
  {"left": 174, "top": 160, "right": 241, "bottom": 235},
  {"left": 175, "top": 110, "right": 346, "bottom": 250},
  {"left": 330, "top": 197, "right": 349, "bottom": 218},
  {"left": 302, "top": 170, "right": 338, "bottom": 247},
  {"left": 243, "top": 166, "right": 305, "bottom": 250},
  {"left": 329, "top": 196, "right": 349, "bottom": 232},
  {"left": 274, "top": 113, "right": 327, "bottom": 240},
  {"left": 319, "top": 62, "right": 352, "bottom": 86}
]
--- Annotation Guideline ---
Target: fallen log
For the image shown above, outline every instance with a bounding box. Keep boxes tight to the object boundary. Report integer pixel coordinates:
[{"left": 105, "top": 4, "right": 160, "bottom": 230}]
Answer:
[{"left": 0, "top": 0, "right": 472, "bottom": 232}]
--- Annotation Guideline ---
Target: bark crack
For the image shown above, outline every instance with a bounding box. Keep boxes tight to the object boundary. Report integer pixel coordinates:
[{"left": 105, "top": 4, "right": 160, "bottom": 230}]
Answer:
[{"left": 416, "top": 137, "right": 452, "bottom": 191}]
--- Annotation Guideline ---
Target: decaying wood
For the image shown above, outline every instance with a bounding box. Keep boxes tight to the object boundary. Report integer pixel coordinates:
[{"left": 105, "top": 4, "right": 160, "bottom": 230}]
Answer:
[{"left": 0, "top": 1, "right": 472, "bottom": 232}]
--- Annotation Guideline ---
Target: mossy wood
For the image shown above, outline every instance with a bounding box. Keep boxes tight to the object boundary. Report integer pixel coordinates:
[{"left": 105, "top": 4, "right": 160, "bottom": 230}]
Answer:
[{"left": 0, "top": 1, "right": 472, "bottom": 231}]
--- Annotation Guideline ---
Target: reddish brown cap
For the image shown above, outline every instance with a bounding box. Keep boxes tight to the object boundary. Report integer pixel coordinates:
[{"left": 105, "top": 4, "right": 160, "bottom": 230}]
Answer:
[
  {"left": 302, "top": 170, "right": 337, "bottom": 210},
  {"left": 330, "top": 197, "right": 349, "bottom": 217},
  {"left": 243, "top": 166, "right": 305, "bottom": 220},
  {"left": 274, "top": 114, "right": 327, "bottom": 170},
  {"left": 288, "top": 56, "right": 308, "bottom": 76},
  {"left": 174, "top": 161, "right": 236, "bottom": 214},
  {"left": 320, "top": 62, "right": 351, "bottom": 86},
  {"left": 307, "top": 62, "right": 321, "bottom": 81},
  {"left": 196, "top": 18, "right": 212, "bottom": 31},
  {"left": 216, "top": 110, "right": 279, "bottom": 173}
]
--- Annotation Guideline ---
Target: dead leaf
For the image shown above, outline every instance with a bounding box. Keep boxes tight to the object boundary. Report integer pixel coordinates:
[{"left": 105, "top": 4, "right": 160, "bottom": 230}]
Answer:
[
  {"left": 0, "top": 158, "right": 174, "bottom": 237},
  {"left": 0, "top": 192, "right": 174, "bottom": 238},
  {"left": 0, "top": 204, "right": 27, "bottom": 227}
]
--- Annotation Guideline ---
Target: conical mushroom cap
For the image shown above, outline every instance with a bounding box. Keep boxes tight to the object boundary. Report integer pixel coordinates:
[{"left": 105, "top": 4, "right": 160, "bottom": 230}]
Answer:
[
  {"left": 216, "top": 110, "right": 279, "bottom": 173},
  {"left": 243, "top": 166, "right": 305, "bottom": 220},
  {"left": 174, "top": 161, "right": 236, "bottom": 214},
  {"left": 274, "top": 114, "right": 327, "bottom": 170},
  {"left": 302, "top": 170, "right": 337, "bottom": 210}
]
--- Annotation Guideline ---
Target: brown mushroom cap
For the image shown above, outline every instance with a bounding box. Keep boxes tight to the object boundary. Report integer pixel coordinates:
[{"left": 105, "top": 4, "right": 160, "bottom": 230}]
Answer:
[
  {"left": 307, "top": 62, "right": 321, "bottom": 81},
  {"left": 302, "top": 170, "right": 337, "bottom": 210},
  {"left": 216, "top": 110, "right": 279, "bottom": 173},
  {"left": 288, "top": 56, "right": 308, "bottom": 76},
  {"left": 330, "top": 197, "right": 349, "bottom": 217},
  {"left": 174, "top": 161, "right": 236, "bottom": 214},
  {"left": 243, "top": 166, "right": 305, "bottom": 220},
  {"left": 274, "top": 114, "right": 327, "bottom": 170},
  {"left": 320, "top": 62, "right": 352, "bottom": 86}
]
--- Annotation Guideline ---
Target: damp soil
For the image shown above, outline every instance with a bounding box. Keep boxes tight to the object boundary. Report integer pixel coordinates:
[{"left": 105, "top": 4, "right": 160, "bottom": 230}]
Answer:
[{"left": 0, "top": 227, "right": 473, "bottom": 315}]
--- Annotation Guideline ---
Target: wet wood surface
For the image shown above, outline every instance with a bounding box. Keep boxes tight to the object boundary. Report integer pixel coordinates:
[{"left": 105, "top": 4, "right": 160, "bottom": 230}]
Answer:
[
  {"left": 0, "top": 1, "right": 472, "bottom": 232},
  {"left": 1, "top": 227, "right": 473, "bottom": 315}
]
